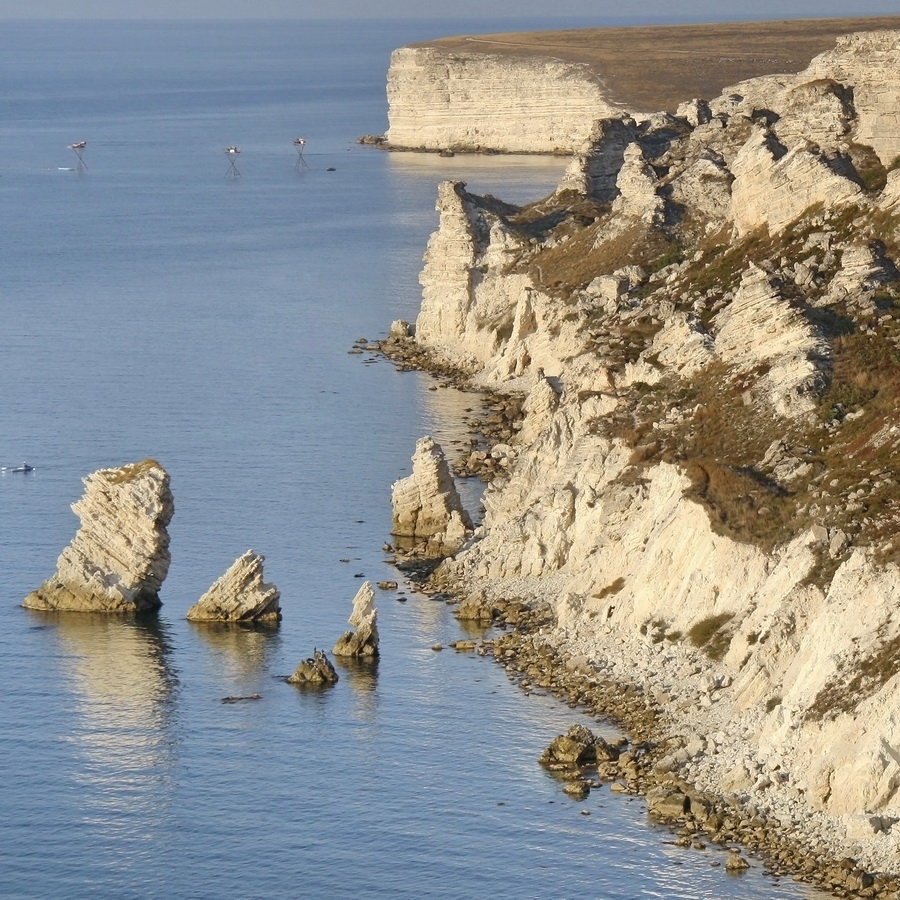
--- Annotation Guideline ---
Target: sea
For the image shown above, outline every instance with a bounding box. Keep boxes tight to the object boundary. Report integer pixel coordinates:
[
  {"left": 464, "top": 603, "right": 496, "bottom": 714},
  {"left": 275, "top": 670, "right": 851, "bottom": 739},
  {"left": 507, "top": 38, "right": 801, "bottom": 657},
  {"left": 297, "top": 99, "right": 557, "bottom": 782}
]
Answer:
[{"left": 0, "top": 17, "right": 830, "bottom": 900}]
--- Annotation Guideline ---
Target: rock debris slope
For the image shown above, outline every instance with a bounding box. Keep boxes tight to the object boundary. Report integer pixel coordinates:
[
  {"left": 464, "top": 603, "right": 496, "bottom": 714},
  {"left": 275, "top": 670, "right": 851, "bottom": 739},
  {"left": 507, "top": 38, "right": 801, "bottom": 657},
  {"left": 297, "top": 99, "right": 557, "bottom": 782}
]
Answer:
[
  {"left": 23, "top": 459, "right": 173, "bottom": 613},
  {"left": 396, "top": 28, "right": 900, "bottom": 877}
]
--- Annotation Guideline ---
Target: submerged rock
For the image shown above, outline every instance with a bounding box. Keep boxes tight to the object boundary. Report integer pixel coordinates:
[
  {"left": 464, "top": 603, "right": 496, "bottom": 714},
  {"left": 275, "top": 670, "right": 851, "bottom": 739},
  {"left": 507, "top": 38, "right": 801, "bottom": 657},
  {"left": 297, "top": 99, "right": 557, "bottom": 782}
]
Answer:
[
  {"left": 287, "top": 649, "right": 339, "bottom": 685},
  {"left": 23, "top": 459, "right": 173, "bottom": 613},
  {"left": 332, "top": 581, "right": 379, "bottom": 658},
  {"left": 186, "top": 550, "right": 281, "bottom": 623},
  {"left": 390, "top": 435, "right": 473, "bottom": 555}
]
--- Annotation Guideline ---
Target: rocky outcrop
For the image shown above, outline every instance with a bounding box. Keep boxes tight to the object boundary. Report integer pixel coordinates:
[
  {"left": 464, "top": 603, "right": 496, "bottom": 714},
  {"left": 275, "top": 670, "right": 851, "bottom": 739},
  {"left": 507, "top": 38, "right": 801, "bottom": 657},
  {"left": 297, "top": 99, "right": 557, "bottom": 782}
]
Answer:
[
  {"left": 397, "top": 24, "right": 900, "bottom": 882},
  {"left": 332, "top": 581, "right": 379, "bottom": 658},
  {"left": 804, "top": 31, "right": 900, "bottom": 165},
  {"left": 385, "top": 47, "right": 618, "bottom": 154},
  {"left": 287, "top": 649, "right": 338, "bottom": 685},
  {"left": 390, "top": 435, "right": 473, "bottom": 553},
  {"left": 23, "top": 460, "right": 173, "bottom": 613},
  {"left": 540, "top": 724, "right": 619, "bottom": 769},
  {"left": 186, "top": 550, "right": 281, "bottom": 623}
]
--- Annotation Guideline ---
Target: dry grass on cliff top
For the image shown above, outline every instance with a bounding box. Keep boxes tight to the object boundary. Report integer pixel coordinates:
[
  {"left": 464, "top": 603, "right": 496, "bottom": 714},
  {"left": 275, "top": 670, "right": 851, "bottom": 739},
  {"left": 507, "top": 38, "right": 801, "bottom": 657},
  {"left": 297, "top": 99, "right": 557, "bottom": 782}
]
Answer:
[{"left": 418, "top": 16, "right": 900, "bottom": 114}]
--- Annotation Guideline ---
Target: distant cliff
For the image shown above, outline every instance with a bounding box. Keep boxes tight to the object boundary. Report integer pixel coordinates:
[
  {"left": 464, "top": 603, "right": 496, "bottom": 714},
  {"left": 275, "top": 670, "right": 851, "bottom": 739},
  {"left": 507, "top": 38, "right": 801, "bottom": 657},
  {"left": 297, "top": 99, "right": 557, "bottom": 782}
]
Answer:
[
  {"left": 385, "top": 46, "right": 616, "bottom": 154},
  {"left": 383, "top": 17, "right": 900, "bottom": 155},
  {"left": 394, "top": 24, "right": 900, "bottom": 885}
]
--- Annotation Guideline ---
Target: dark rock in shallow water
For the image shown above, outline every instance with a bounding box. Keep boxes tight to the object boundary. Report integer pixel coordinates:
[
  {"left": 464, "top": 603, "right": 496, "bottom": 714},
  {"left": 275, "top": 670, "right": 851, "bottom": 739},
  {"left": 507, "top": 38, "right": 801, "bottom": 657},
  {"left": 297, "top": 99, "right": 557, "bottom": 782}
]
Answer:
[
  {"left": 540, "top": 724, "right": 605, "bottom": 768},
  {"left": 287, "top": 650, "right": 338, "bottom": 685}
]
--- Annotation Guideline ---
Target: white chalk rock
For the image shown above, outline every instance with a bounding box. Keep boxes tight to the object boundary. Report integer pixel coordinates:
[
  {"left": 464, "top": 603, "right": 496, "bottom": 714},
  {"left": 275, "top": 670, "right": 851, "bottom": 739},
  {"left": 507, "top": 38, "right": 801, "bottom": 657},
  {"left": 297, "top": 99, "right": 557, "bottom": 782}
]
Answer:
[
  {"left": 186, "top": 550, "right": 281, "bottom": 623},
  {"left": 23, "top": 459, "right": 173, "bottom": 613}
]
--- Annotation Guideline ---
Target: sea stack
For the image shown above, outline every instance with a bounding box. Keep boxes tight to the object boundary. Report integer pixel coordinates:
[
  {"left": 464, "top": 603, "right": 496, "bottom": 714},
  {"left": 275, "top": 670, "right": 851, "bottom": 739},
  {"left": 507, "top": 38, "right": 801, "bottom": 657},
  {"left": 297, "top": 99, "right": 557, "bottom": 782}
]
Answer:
[
  {"left": 186, "top": 550, "right": 282, "bottom": 623},
  {"left": 23, "top": 459, "right": 173, "bottom": 613},
  {"left": 332, "top": 581, "right": 379, "bottom": 658},
  {"left": 390, "top": 435, "right": 473, "bottom": 554}
]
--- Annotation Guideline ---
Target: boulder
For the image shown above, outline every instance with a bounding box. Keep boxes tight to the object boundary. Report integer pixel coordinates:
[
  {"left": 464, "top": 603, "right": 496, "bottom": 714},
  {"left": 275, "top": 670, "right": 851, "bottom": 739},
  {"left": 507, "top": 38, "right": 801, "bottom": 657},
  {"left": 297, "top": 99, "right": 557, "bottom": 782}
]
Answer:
[
  {"left": 186, "top": 550, "right": 281, "bottom": 623},
  {"left": 646, "top": 785, "right": 692, "bottom": 819},
  {"left": 23, "top": 459, "right": 173, "bottom": 613},
  {"left": 390, "top": 435, "right": 473, "bottom": 554},
  {"left": 287, "top": 649, "right": 339, "bottom": 685},
  {"left": 332, "top": 581, "right": 379, "bottom": 658},
  {"left": 540, "top": 724, "right": 604, "bottom": 768}
]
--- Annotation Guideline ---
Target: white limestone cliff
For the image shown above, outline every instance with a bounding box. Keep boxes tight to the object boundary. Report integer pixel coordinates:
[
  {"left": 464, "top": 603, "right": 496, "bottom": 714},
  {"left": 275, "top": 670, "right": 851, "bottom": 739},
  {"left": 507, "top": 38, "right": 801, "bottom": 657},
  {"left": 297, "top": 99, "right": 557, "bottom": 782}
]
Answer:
[
  {"left": 385, "top": 47, "right": 620, "bottom": 154},
  {"left": 186, "top": 550, "right": 282, "bottom": 623},
  {"left": 400, "top": 26, "right": 900, "bottom": 875},
  {"left": 23, "top": 460, "right": 173, "bottom": 613}
]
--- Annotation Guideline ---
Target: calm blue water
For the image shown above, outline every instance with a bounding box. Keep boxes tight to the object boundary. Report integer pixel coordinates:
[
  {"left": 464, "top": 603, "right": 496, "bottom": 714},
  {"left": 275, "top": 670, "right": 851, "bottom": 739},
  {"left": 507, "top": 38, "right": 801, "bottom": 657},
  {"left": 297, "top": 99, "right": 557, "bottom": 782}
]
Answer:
[{"left": 0, "top": 19, "right": 827, "bottom": 900}]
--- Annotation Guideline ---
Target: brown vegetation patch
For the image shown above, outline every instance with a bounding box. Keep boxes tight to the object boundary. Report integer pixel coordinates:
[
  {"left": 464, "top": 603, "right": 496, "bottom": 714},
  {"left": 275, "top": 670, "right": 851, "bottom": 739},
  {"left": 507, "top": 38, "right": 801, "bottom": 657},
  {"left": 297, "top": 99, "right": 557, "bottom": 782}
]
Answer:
[
  {"left": 809, "top": 633, "right": 900, "bottom": 721},
  {"left": 418, "top": 17, "right": 900, "bottom": 114},
  {"left": 687, "top": 613, "right": 735, "bottom": 660}
]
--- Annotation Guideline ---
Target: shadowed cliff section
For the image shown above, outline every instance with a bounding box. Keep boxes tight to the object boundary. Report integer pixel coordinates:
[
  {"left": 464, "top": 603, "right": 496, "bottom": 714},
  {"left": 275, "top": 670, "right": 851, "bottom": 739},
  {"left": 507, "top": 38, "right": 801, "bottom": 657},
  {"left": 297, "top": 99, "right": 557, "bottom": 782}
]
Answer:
[{"left": 416, "top": 16, "right": 900, "bottom": 115}]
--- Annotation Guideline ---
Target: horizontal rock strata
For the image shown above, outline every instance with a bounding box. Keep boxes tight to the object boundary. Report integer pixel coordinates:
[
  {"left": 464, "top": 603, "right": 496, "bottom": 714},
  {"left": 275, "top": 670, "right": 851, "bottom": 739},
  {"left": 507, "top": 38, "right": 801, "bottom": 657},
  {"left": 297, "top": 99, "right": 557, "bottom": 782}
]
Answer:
[
  {"left": 384, "top": 17, "right": 900, "bottom": 155},
  {"left": 385, "top": 47, "right": 616, "bottom": 154},
  {"left": 186, "top": 550, "right": 281, "bottom": 623},
  {"left": 23, "top": 460, "right": 173, "bottom": 613}
]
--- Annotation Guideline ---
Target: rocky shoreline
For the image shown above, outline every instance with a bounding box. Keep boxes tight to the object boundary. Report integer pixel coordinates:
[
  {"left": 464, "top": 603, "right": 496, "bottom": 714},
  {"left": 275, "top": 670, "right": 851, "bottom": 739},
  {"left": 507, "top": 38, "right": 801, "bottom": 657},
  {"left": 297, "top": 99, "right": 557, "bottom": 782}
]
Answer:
[{"left": 375, "top": 334, "right": 900, "bottom": 899}]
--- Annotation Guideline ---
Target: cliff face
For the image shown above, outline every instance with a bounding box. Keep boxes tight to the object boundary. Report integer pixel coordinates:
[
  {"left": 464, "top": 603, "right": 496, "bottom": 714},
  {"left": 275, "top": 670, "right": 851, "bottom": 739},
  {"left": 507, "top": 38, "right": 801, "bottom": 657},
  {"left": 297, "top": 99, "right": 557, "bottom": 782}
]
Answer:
[
  {"left": 405, "top": 29, "right": 900, "bottom": 869},
  {"left": 385, "top": 47, "right": 619, "bottom": 154}
]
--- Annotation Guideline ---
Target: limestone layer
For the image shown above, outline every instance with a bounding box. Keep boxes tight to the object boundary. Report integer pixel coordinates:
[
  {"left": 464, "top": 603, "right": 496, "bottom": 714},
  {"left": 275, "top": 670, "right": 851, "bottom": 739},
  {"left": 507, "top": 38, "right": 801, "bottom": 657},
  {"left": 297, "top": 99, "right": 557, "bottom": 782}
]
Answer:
[{"left": 23, "top": 460, "right": 173, "bottom": 613}]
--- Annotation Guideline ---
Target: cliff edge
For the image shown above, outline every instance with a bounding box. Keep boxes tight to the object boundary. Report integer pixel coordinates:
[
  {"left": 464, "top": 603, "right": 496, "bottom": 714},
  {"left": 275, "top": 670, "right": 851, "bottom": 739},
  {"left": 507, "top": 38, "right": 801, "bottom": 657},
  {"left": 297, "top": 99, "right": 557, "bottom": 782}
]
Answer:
[
  {"left": 384, "top": 16, "right": 900, "bottom": 154},
  {"left": 396, "top": 25, "right": 900, "bottom": 885}
]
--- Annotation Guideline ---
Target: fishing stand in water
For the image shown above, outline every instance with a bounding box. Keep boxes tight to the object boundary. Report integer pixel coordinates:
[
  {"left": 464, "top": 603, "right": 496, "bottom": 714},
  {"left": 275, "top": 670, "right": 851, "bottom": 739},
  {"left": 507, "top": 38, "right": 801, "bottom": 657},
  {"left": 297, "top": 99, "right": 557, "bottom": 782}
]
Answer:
[
  {"left": 293, "top": 137, "right": 308, "bottom": 169},
  {"left": 68, "top": 141, "right": 87, "bottom": 171},
  {"left": 225, "top": 146, "right": 241, "bottom": 178}
]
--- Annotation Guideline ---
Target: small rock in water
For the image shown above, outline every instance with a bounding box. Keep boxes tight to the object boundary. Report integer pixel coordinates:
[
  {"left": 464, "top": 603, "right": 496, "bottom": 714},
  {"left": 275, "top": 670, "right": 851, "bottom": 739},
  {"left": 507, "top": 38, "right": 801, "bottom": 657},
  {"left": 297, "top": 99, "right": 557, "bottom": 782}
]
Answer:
[
  {"left": 287, "top": 649, "right": 338, "bottom": 685},
  {"left": 333, "top": 581, "right": 379, "bottom": 658},
  {"left": 724, "top": 850, "right": 750, "bottom": 871}
]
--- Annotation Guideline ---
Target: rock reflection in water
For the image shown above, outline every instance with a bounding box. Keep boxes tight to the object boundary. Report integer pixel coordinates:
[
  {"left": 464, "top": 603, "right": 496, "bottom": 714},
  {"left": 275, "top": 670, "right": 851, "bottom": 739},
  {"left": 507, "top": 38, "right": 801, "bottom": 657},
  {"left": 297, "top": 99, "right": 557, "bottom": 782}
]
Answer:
[
  {"left": 38, "top": 611, "right": 177, "bottom": 839},
  {"left": 334, "top": 656, "right": 379, "bottom": 724},
  {"left": 189, "top": 621, "right": 281, "bottom": 684}
]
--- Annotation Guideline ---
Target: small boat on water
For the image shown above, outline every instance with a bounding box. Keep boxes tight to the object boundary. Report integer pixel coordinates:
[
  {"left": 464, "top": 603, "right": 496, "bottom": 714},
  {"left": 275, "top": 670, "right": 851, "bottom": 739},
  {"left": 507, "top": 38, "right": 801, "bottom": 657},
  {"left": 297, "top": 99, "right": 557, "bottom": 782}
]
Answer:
[{"left": 2, "top": 463, "right": 34, "bottom": 473}]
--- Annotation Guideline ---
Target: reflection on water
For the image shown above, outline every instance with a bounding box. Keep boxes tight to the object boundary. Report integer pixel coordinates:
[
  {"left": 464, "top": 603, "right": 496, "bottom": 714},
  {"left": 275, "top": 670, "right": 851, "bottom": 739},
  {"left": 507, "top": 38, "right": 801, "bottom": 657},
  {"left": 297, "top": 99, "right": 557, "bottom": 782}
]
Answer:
[
  {"left": 188, "top": 621, "right": 281, "bottom": 683},
  {"left": 34, "top": 611, "right": 177, "bottom": 850},
  {"left": 334, "top": 656, "right": 379, "bottom": 724},
  {"left": 387, "top": 152, "right": 569, "bottom": 205}
]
